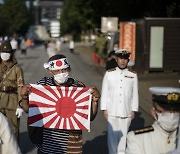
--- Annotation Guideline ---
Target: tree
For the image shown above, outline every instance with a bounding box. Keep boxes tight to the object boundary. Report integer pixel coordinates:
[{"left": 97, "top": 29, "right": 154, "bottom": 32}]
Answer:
[
  {"left": 60, "top": 0, "right": 95, "bottom": 40},
  {"left": 60, "top": 0, "right": 180, "bottom": 38},
  {"left": 0, "top": 0, "right": 31, "bottom": 36}
]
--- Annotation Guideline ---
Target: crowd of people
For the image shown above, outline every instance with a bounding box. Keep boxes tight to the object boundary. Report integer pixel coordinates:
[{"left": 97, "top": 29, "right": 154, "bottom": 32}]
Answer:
[
  {"left": 0, "top": 39, "right": 179, "bottom": 154},
  {"left": 0, "top": 36, "right": 34, "bottom": 59}
]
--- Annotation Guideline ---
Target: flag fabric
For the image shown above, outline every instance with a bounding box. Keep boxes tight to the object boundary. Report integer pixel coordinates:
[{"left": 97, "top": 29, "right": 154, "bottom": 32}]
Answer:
[{"left": 28, "top": 84, "right": 92, "bottom": 130}]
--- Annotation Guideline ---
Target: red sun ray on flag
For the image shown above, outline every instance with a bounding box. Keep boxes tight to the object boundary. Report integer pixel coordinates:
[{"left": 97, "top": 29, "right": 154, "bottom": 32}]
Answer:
[{"left": 28, "top": 84, "right": 92, "bottom": 130}]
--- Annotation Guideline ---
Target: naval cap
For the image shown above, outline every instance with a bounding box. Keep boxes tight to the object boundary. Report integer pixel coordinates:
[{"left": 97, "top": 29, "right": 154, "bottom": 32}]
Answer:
[
  {"left": 149, "top": 87, "right": 180, "bottom": 111},
  {"left": 115, "top": 49, "right": 131, "bottom": 59}
]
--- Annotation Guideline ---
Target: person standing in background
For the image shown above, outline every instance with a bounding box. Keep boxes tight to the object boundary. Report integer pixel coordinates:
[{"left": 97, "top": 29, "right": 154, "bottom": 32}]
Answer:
[
  {"left": 20, "top": 38, "right": 27, "bottom": 58},
  {"left": 0, "top": 41, "right": 24, "bottom": 140},
  {"left": 105, "top": 43, "right": 119, "bottom": 70},
  {"left": 100, "top": 49, "right": 139, "bottom": 154},
  {"left": 69, "top": 39, "right": 74, "bottom": 53},
  {"left": 10, "top": 37, "right": 18, "bottom": 52},
  {"left": 56, "top": 38, "right": 61, "bottom": 52},
  {"left": 47, "top": 39, "right": 57, "bottom": 58}
]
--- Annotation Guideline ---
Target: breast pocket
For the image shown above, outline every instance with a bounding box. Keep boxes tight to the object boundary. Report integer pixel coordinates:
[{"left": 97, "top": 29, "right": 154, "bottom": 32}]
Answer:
[{"left": 124, "top": 77, "right": 134, "bottom": 90}]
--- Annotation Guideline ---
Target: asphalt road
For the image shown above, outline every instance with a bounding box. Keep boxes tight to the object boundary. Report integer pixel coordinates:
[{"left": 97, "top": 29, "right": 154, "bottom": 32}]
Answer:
[{"left": 17, "top": 42, "right": 179, "bottom": 154}]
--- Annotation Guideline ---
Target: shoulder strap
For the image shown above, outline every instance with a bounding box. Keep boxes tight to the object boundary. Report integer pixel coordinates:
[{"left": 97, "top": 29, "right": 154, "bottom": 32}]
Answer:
[
  {"left": 133, "top": 126, "right": 154, "bottom": 135},
  {"left": 0, "top": 64, "right": 16, "bottom": 84}
]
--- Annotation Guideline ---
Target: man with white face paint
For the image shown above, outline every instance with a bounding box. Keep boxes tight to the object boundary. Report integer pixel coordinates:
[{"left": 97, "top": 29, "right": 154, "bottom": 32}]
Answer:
[
  {"left": 20, "top": 54, "right": 100, "bottom": 154},
  {"left": 126, "top": 87, "right": 180, "bottom": 154},
  {"left": 0, "top": 41, "right": 24, "bottom": 140}
]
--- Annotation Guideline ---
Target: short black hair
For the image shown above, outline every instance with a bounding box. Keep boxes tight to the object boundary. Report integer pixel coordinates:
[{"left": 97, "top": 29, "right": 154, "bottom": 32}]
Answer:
[
  {"left": 48, "top": 54, "right": 66, "bottom": 62},
  {"left": 152, "top": 94, "right": 180, "bottom": 112}
]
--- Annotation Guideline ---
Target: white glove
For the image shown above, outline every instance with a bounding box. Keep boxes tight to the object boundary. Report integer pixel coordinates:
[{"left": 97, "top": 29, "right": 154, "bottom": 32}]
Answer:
[{"left": 16, "top": 108, "right": 24, "bottom": 118}]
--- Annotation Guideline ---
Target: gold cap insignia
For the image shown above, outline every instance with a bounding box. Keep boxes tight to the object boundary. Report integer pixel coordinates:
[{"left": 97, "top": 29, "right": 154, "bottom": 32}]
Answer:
[{"left": 167, "top": 93, "right": 179, "bottom": 101}]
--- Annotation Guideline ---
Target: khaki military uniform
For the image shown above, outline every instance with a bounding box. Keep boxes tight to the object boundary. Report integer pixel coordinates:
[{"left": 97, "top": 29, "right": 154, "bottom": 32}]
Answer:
[{"left": 0, "top": 59, "right": 24, "bottom": 138}]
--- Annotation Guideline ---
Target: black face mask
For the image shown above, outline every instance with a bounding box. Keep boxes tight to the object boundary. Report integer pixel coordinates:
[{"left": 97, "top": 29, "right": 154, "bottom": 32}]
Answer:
[{"left": 117, "top": 66, "right": 127, "bottom": 70}]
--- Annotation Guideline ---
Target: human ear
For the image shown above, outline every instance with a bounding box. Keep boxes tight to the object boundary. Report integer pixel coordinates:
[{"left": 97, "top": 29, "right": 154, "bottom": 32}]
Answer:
[
  {"left": 150, "top": 107, "right": 158, "bottom": 120},
  {"left": 48, "top": 69, "right": 54, "bottom": 75}
]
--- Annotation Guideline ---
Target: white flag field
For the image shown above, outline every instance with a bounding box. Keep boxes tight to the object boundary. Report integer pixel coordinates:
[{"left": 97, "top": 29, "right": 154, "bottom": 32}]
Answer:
[{"left": 28, "top": 84, "right": 92, "bottom": 130}]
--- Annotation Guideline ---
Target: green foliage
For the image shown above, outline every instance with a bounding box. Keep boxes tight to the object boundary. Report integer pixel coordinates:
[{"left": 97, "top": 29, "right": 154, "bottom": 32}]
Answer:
[
  {"left": 94, "top": 35, "right": 107, "bottom": 56},
  {"left": 60, "top": 0, "right": 180, "bottom": 38},
  {"left": 60, "top": 0, "right": 95, "bottom": 40},
  {"left": 0, "top": 0, "right": 31, "bottom": 36}
]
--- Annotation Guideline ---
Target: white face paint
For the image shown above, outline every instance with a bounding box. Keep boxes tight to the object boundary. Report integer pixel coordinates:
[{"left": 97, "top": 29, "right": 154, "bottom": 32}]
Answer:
[
  {"left": 54, "top": 72, "right": 69, "bottom": 84},
  {"left": 0, "top": 53, "right": 11, "bottom": 61},
  {"left": 156, "top": 112, "right": 180, "bottom": 132}
]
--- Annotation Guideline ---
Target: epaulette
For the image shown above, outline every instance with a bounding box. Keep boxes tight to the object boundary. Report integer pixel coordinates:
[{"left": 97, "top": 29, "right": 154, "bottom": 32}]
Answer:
[
  {"left": 128, "top": 69, "right": 136, "bottom": 74},
  {"left": 133, "top": 126, "right": 154, "bottom": 135},
  {"left": 107, "top": 68, "right": 116, "bottom": 72}
]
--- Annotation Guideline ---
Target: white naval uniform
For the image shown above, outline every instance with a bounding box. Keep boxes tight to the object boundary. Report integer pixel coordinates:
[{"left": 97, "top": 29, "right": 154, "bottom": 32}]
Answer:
[
  {"left": 100, "top": 67, "right": 139, "bottom": 154},
  {"left": 0, "top": 112, "right": 21, "bottom": 154},
  {"left": 126, "top": 121, "right": 177, "bottom": 154}
]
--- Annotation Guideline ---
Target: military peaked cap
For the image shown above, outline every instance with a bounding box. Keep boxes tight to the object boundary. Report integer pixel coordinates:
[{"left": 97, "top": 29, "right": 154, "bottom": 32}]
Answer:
[
  {"left": 149, "top": 87, "right": 180, "bottom": 112},
  {"left": 115, "top": 49, "right": 131, "bottom": 59},
  {"left": 0, "top": 41, "right": 13, "bottom": 53}
]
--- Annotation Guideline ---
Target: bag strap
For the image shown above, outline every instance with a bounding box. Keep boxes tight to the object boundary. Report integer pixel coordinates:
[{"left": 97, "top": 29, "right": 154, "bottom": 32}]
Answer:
[{"left": 0, "top": 64, "right": 16, "bottom": 84}]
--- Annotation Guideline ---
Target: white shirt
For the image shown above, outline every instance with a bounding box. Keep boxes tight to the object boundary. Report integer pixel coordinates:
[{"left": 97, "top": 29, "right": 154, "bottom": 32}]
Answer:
[
  {"left": 100, "top": 67, "right": 139, "bottom": 117},
  {"left": 10, "top": 39, "right": 18, "bottom": 50},
  {"left": 126, "top": 121, "right": 177, "bottom": 154},
  {"left": 69, "top": 41, "right": 74, "bottom": 49}
]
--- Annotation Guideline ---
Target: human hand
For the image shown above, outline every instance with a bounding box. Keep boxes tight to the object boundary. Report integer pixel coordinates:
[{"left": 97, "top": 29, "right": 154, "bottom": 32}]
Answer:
[
  {"left": 90, "top": 86, "right": 100, "bottom": 102},
  {"left": 131, "top": 111, "right": 135, "bottom": 120},
  {"left": 104, "top": 110, "right": 108, "bottom": 120},
  {"left": 21, "top": 84, "right": 31, "bottom": 99},
  {"left": 16, "top": 108, "right": 24, "bottom": 118}
]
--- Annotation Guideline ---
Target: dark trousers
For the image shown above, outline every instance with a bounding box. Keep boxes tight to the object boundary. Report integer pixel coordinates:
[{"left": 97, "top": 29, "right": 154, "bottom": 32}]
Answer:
[{"left": 38, "top": 149, "right": 45, "bottom": 154}]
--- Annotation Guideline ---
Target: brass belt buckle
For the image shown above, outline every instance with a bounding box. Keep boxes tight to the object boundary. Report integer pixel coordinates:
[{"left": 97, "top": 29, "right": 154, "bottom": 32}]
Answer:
[{"left": 2, "top": 86, "right": 6, "bottom": 91}]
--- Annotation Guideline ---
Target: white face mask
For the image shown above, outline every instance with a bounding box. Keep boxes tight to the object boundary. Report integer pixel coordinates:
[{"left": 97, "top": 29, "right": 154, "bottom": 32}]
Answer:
[
  {"left": 113, "top": 47, "right": 118, "bottom": 51},
  {"left": 54, "top": 72, "right": 69, "bottom": 84},
  {"left": 156, "top": 112, "right": 180, "bottom": 132},
  {"left": 0, "top": 53, "right": 11, "bottom": 61}
]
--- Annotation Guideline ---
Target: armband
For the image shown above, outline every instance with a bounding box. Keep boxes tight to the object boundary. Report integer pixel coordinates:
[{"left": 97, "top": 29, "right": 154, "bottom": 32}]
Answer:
[{"left": 19, "top": 100, "right": 23, "bottom": 108}]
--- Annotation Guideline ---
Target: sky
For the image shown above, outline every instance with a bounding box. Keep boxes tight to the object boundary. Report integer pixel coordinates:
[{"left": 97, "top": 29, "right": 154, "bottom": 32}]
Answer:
[{"left": 0, "top": 0, "right": 3, "bottom": 4}]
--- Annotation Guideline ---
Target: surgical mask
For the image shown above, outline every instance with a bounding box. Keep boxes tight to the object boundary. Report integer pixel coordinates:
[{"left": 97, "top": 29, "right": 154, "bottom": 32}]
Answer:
[
  {"left": 54, "top": 72, "right": 69, "bottom": 84},
  {"left": 0, "top": 53, "right": 11, "bottom": 61},
  {"left": 156, "top": 112, "right": 180, "bottom": 132},
  {"left": 113, "top": 47, "right": 118, "bottom": 51}
]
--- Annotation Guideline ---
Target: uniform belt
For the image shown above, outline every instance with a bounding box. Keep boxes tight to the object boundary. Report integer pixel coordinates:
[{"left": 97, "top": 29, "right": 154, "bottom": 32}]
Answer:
[{"left": 0, "top": 86, "right": 17, "bottom": 93}]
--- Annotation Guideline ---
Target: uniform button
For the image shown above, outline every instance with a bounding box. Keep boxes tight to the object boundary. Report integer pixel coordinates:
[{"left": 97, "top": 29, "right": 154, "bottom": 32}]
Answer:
[
  {"left": 120, "top": 87, "right": 122, "bottom": 88},
  {"left": 119, "top": 94, "right": 121, "bottom": 96}
]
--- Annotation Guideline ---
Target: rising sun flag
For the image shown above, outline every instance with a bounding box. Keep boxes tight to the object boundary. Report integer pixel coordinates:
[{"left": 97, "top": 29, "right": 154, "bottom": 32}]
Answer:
[{"left": 28, "top": 84, "right": 92, "bottom": 130}]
